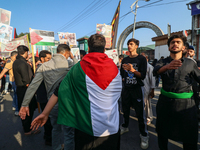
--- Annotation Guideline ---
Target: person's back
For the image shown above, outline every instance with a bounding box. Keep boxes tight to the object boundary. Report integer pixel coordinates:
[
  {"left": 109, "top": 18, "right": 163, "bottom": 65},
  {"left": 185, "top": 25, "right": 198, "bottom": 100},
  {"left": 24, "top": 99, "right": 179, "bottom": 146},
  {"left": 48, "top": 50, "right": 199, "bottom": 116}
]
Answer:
[
  {"left": 20, "top": 44, "right": 77, "bottom": 150},
  {"left": 57, "top": 34, "right": 122, "bottom": 149},
  {"left": 13, "top": 45, "right": 37, "bottom": 135}
]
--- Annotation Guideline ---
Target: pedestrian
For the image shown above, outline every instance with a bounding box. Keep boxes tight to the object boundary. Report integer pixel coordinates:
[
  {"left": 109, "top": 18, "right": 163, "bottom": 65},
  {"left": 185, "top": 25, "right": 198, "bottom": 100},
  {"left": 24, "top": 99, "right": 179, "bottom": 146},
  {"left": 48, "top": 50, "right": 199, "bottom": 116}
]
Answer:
[
  {"left": 153, "top": 34, "right": 199, "bottom": 150},
  {"left": 13, "top": 45, "right": 38, "bottom": 135},
  {"left": 19, "top": 44, "right": 77, "bottom": 150},
  {"left": 31, "top": 33, "right": 122, "bottom": 150},
  {"left": 80, "top": 50, "right": 86, "bottom": 60},
  {"left": 120, "top": 38, "right": 149, "bottom": 149},
  {"left": 118, "top": 54, "right": 124, "bottom": 69},
  {"left": 36, "top": 50, "right": 53, "bottom": 146},
  {"left": 187, "top": 45, "right": 200, "bottom": 121},
  {"left": 141, "top": 53, "right": 155, "bottom": 125},
  {"left": 0, "top": 51, "right": 18, "bottom": 115},
  {"left": 182, "top": 42, "right": 189, "bottom": 58}
]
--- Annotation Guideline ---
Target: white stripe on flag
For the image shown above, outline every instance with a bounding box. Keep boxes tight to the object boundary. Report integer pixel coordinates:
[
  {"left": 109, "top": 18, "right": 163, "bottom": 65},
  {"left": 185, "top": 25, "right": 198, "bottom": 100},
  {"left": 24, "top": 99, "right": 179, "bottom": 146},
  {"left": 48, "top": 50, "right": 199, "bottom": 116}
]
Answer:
[{"left": 86, "top": 72, "right": 122, "bottom": 137}]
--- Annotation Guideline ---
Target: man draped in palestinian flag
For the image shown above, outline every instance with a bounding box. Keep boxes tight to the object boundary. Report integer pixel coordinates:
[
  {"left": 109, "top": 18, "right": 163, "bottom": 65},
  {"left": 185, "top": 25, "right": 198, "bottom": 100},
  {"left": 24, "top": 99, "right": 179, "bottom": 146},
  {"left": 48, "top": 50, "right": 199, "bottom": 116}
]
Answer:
[{"left": 31, "top": 34, "right": 122, "bottom": 150}]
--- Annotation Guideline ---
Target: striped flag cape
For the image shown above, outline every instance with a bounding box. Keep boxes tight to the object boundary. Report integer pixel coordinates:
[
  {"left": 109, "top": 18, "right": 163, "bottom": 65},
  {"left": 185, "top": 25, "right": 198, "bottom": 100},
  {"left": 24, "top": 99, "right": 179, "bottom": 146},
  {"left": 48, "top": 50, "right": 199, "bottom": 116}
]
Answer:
[{"left": 57, "top": 52, "right": 122, "bottom": 137}]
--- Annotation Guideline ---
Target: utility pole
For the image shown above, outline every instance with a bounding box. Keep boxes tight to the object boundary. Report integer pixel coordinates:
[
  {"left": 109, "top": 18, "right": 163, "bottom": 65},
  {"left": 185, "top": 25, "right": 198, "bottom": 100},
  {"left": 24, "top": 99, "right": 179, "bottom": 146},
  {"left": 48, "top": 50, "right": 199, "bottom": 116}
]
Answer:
[{"left": 130, "top": 0, "right": 150, "bottom": 38}]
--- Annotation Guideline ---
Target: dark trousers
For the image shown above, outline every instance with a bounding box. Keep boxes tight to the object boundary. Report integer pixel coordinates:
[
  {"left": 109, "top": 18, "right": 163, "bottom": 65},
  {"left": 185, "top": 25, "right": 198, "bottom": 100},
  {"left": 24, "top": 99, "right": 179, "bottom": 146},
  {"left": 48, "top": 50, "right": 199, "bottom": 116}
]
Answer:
[
  {"left": 16, "top": 86, "right": 37, "bottom": 133},
  {"left": 40, "top": 102, "right": 52, "bottom": 141},
  {"left": 158, "top": 134, "right": 197, "bottom": 150},
  {"left": 75, "top": 129, "right": 120, "bottom": 150},
  {"left": 192, "top": 85, "right": 200, "bottom": 118},
  {"left": 121, "top": 87, "right": 148, "bottom": 136}
]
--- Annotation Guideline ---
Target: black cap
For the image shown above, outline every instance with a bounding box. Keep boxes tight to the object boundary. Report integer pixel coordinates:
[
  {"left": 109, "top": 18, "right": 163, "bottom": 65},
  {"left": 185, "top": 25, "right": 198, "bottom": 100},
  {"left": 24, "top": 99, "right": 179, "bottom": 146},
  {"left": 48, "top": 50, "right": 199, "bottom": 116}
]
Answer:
[{"left": 188, "top": 45, "right": 195, "bottom": 50}]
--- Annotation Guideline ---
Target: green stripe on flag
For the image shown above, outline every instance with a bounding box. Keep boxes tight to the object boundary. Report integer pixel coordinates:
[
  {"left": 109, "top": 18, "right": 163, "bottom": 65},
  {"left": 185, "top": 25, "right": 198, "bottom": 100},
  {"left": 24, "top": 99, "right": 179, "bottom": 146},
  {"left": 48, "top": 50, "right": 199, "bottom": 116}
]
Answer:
[
  {"left": 35, "top": 41, "right": 55, "bottom": 46},
  {"left": 57, "top": 62, "right": 93, "bottom": 136}
]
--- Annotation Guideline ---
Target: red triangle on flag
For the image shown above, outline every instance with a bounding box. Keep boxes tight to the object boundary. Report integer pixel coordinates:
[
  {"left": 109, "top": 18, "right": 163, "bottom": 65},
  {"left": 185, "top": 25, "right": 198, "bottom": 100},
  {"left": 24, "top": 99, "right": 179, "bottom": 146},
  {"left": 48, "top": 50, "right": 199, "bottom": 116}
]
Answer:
[
  {"left": 36, "top": 48, "right": 39, "bottom": 57},
  {"left": 30, "top": 31, "right": 43, "bottom": 45}
]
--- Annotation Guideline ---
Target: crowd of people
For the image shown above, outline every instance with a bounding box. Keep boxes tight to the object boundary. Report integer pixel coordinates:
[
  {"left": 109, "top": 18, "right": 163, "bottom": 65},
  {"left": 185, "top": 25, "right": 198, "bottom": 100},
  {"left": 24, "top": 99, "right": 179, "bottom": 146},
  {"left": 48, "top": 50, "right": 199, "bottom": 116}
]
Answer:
[{"left": 1, "top": 33, "right": 200, "bottom": 150}]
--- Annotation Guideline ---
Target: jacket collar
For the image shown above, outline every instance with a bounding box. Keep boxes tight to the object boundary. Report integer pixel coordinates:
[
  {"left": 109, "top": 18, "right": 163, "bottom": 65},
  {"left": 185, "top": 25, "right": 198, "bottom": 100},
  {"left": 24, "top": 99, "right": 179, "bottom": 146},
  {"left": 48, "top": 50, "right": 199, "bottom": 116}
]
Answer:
[{"left": 16, "top": 55, "right": 27, "bottom": 62}]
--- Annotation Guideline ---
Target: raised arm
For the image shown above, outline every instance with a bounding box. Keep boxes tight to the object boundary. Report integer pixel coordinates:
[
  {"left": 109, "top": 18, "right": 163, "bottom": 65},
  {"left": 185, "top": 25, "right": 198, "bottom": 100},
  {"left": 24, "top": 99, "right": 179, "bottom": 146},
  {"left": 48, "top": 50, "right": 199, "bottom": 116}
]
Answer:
[
  {"left": 31, "top": 94, "right": 58, "bottom": 131},
  {"left": 19, "top": 68, "right": 44, "bottom": 120}
]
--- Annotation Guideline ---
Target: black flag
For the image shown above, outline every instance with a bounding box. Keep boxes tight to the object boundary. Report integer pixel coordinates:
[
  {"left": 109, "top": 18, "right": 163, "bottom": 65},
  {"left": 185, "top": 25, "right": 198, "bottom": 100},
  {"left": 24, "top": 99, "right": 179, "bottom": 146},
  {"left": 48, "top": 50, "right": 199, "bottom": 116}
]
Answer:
[{"left": 111, "top": 1, "right": 121, "bottom": 49}]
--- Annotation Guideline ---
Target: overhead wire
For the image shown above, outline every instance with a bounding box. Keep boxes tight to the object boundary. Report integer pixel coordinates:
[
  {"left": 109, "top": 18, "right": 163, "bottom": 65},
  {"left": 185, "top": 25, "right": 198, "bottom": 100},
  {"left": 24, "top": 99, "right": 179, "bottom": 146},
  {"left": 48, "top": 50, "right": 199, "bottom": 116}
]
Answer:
[
  {"left": 56, "top": 0, "right": 111, "bottom": 32},
  {"left": 82, "top": 0, "right": 189, "bottom": 35},
  {"left": 144, "top": 0, "right": 190, "bottom": 8},
  {"left": 82, "top": 0, "right": 163, "bottom": 36},
  {"left": 55, "top": 0, "right": 98, "bottom": 32},
  {"left": 64, "top": 0, "right": 112, "bottom": 32},
  {"left": 56, "top": 0, "right": 103, "bottom": 32}
]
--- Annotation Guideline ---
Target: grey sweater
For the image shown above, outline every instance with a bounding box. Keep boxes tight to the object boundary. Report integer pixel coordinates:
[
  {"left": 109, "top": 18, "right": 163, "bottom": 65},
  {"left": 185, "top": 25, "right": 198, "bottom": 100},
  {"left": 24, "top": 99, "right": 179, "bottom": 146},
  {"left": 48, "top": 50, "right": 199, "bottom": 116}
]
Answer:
[{"left": 21, "top": 53, "right": 78, "bottom": 107}]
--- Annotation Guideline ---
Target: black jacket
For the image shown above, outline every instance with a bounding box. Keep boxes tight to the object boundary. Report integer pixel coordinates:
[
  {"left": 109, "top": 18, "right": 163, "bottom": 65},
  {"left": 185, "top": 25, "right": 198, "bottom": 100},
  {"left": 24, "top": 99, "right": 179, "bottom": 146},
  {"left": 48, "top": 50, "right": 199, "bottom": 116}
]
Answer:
[{"left": 13, "top": 55, "right": 33, "bottom": 87}]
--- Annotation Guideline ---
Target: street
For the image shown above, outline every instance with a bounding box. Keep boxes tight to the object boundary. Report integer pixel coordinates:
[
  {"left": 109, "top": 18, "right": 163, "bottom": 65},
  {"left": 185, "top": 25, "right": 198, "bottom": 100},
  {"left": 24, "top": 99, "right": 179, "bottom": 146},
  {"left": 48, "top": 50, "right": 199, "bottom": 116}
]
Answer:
[{"left": 0, "top": 85, "right": 199, "bottom": 150}]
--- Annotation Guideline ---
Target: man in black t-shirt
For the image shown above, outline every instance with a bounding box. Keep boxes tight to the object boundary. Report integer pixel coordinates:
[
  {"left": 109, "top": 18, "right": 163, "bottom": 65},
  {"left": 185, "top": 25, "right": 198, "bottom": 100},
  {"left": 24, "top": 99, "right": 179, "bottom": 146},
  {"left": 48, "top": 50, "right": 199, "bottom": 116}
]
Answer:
[{"left": 120, "top": 38, "right": 148, "bottom": 149}]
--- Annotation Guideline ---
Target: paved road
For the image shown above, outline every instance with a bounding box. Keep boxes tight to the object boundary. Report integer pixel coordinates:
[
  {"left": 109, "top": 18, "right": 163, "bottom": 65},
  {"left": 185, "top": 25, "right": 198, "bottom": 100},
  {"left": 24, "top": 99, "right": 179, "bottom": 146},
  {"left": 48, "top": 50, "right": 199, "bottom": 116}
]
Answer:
[{"left": 0, "top": 85, "right": 199, "bottom": 150}]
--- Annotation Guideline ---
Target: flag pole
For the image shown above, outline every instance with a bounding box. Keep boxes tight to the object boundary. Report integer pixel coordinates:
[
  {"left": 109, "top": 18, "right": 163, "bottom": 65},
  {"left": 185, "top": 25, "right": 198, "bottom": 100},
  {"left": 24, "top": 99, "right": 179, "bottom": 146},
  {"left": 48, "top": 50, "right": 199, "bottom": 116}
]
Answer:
[{"left": 29, "top": 28, "right": 40, "bottom": 113}]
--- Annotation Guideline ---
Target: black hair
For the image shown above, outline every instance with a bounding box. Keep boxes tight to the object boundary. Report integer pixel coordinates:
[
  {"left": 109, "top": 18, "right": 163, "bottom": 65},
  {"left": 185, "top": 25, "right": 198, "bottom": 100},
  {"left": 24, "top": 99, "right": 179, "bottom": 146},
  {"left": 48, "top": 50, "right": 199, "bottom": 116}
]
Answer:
[
  {"left": 185, "top": 42, "right": 189, "bottom": 50},
  {"left": 88, "top": 34, "right": 106, "bottom": 53},
  {"left": 80, "top": 50, "right": 86, "bottom": 56},
  {"left": 57, "top": 44, "right": 70, "bottom": 53},
  {"left": 167, "top": 34, "right": 187, "bottom": 47},
  {"left": 17, "top": 45, "right": 29, "bottom": 55},
  {"left": 119, "top": 54, "right": 124, "bottom": 59},
  {"left": 152, "top": 59, "right": 158, "bottom": 67},
  {"left": 35, "top": 56, "right": 40, "bottom": 63},
  {"left": 127, "top": 38, "right": 139, "bottom": 46},
  {"left": 39, "top": 50, "right": 52, "bottom": 61},
  {"left": 11, "top": 51, "right": 18, "bottom": 56}
]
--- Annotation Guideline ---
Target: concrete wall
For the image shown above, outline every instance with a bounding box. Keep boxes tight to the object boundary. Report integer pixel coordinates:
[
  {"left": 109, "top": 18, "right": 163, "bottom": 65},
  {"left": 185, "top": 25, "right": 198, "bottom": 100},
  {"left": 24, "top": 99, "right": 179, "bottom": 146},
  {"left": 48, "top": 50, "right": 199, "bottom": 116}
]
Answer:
[{"left": 155, "top": 45, "right": 169, "bottom": 59}]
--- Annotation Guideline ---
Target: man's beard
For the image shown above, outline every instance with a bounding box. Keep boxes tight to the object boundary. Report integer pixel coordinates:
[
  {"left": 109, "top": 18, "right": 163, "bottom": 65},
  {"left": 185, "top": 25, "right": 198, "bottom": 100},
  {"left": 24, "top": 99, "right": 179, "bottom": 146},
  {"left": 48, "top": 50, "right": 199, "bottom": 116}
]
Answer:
[{"left": 169, "top": 50, "right": 182, "bottom": 54}]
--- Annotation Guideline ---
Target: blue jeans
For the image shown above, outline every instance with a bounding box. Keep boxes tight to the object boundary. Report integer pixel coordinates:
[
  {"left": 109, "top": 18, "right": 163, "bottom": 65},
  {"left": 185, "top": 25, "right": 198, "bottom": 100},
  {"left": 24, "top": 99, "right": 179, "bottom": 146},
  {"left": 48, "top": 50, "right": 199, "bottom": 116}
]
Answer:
[
  {"left": 50, "top": 108, "right": 74, "bottom": 150},
  {"left": 12, "top": 81, "right": 18, "bottom": 112},
  {"left": 4, "top": 75, "right": 9, "bottom": 93}
]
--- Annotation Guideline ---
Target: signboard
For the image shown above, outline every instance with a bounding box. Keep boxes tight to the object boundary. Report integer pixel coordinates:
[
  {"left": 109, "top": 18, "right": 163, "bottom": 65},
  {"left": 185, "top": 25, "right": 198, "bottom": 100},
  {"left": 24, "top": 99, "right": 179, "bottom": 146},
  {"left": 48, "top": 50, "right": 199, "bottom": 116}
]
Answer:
[
  {"left": 80, "top": 43, "right": 84, "bottom": 50},
  {"left": 30, "top": 28, "right": 55, "bottom": 46},
  {"left": 12, "top": 34, "right": 29, "bottom": 48},
  {"left": 71, "top": 48, "right": 80, "bottom": 61},
  {"left": 58, "top": 32, "right": 76, "bottom": 46},
  {"left": 0, "top": 8, "right": 11, "bottom": 25},
  {"left": 105, "top": 49, "right": 119, "bottom": 65},
  {"left": 1, "top": 40, "right": 24, "bottom": 52},
  {"left": 0, "top": 23, "right": 13, "bottom": 43},
  {"left": 32, "top": 45, "right": 57, "bottom": 55},
  {"left": 191, "top": 2, "right": 200, "bottom": 16},
  {"left": 96, "top": 24, "right": 112, "bottom": 48}
]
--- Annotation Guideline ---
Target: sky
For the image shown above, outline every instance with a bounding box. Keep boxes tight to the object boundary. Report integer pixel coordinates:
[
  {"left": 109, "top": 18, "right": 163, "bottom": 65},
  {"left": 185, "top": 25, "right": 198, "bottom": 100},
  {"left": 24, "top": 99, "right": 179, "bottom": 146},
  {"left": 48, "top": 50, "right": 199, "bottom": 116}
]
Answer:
[{"left": 0, "top": 0, "right": 193, "bottom": 47}]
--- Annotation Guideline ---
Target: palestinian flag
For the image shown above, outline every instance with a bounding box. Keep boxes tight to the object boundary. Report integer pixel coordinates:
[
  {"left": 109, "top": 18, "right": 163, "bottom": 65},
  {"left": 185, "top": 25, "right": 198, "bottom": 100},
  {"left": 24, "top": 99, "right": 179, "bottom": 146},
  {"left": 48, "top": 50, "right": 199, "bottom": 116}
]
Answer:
[
  {"left": 57, "top": 52, "right": 122, "bottom": 137},
  {"left": 30, "top": 28, "right": 55, "bottom": 46}
]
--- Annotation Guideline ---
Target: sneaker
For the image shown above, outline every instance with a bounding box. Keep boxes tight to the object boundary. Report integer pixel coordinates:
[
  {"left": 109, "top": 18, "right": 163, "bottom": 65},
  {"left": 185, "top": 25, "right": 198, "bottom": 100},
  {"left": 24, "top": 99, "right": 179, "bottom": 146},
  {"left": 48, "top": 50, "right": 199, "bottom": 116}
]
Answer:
[
  {"left": 147, "top": 120, "right": 151, "bottom": 125},
  {"left": 120, "top": 125, "right": 129, "bottom": 135},
  {"left": 12, "top": 107, "right": 16, "bottom": 111},
  {"left": 14, "top": 111, "right": 19, "bottom": 116},
  {"left": 140, "top": 134, "right": 149, "bottom": 149}
]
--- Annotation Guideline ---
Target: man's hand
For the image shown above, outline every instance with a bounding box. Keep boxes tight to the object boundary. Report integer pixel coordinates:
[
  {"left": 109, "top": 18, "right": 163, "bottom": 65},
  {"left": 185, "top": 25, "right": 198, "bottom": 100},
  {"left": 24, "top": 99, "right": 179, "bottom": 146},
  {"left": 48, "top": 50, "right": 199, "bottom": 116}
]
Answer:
[
  {"left": 166, "top": 60, "right": 182, "bottom": 70},
  {"left": 149, "top": 89, "right": 155, "bottom": 99},
  {"left": 122, "top": 63, "right": 136, "bottom": 73},
  {"left": 31, "top": 113, "right": 48, "bottom": 131},
  {"left": 69, "top": 52, "right": 74, "bottom": 59},
  {"left": 26, "top": 53, "right": 32, "bottom": 60},
  {"left": 19, "top": 106, "right": 30, "bottom": 120}
]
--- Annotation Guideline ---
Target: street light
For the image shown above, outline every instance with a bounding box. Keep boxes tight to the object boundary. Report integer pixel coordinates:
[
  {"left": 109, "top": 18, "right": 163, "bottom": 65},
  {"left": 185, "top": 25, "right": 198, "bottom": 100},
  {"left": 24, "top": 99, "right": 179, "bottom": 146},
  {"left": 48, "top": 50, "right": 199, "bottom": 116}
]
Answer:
[{"left": 131, "top": 0, "right": 150, "bottom": 38}]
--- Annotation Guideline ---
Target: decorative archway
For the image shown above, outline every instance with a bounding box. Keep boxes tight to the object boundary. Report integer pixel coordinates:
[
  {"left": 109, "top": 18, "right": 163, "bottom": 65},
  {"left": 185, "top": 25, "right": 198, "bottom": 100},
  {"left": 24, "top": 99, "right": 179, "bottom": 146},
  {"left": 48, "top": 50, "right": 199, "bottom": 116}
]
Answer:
[{"left": 117, "top": 21, "right": 164, "bottom": 54}]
